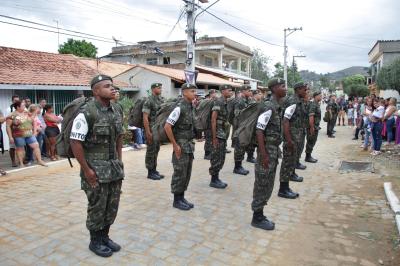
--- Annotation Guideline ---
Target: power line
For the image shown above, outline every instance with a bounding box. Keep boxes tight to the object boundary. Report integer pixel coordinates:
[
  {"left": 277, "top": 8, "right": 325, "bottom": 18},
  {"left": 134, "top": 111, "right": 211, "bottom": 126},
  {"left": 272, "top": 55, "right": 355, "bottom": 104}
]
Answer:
[
  {"left": 302, "top": 35, "right": 369, "bottom": 49},
  {"left": 165, "top": 7, "right": 185, "bottom": 40},
  {"left": 197, "top": 7, "right": 282, "bottom": 47},
  {"left": 0, "top": 20, "right": 116, "bottom": 44}
]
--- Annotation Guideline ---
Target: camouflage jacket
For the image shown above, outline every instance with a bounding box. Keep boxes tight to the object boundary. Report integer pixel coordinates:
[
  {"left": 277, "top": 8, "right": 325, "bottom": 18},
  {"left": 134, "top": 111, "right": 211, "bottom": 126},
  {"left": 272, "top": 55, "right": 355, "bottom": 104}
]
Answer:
[
  {"left": 81, "top": 100, "right": 124, "bottom": 186},
  {"left": 327, "top": 101, "right": 339, "bottom": 115},
  {"left": 173, "top": 99, "right": 195, "bottom": 154},
  {"left": 256, "top": 96, "right": 283, "bottom": 145},
  {"left": 282, "top": 94, "right": 308, "bottom": 131},
  {"left": 308, "top": 100, "right": 321, "bottom": 129},
  {"left": 142, "top": 94, "right": 164, "bottom": 126},
  {"left": 212, "top": 97, "right": 230, "bottom": 140}
]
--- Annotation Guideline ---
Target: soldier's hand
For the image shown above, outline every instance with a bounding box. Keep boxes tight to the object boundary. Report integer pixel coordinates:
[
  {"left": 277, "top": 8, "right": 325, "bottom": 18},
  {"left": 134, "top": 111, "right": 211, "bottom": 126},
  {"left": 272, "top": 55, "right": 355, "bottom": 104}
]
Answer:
[
  {"left": 146, "top": 132, "right": 153, "bottom": 145},
  {"left": 212, "top": 138, "right": 219, "bottom": 149},
  {"left": 174, "top": 144, "right": 182, "bottom": 159},
  {"left": 85, "top": 168, "right": 98, "bottom": 188}
]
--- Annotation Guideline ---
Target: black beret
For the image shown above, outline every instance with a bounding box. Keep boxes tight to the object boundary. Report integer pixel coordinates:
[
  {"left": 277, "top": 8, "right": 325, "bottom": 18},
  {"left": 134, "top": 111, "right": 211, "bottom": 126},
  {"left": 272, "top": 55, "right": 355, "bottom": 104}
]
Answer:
[
  {"left": 313, "top": 91, "right": 322, "bottom": 97},
  {"left": 294, "top": 82, "right": 308, "bottom": 90},
  {"left": 151, "top": 83, "right": 162, "bottom": 89},
  {"left": 90, "top": 74, "right": 113, "bottom": 88},
  {"left": 181, "top": 83, "right": 198, "bottom": 90},
  {"left": 267, "top": 78, "right": 285, "bottom": 89},
  {"left": 219, "top": 84, "right": 232, "bottom": 91}
]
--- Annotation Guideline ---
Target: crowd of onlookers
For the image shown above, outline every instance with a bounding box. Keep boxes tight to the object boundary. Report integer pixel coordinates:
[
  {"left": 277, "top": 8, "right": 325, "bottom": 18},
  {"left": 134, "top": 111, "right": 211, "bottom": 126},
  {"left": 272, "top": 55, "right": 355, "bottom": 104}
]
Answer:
[
  {"left": 0, "top": 95, "right": 64, "bottom": 175},
  {"left": 339, "top": 95, "right": 400, "bottom": 155}
]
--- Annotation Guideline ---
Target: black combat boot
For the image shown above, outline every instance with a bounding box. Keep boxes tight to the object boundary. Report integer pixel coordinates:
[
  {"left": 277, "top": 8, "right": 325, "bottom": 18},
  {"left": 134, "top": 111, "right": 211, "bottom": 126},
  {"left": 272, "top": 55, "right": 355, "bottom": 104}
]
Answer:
[
  {"left": 154, "top": 169, "right": 165, "bottom": 179},
  {"left": 290, "top": 172, "right": 303, "bottom": 182},
  {"left": 233, "top": 161, "right": 249, "bottom": 175},
  {"left": 147, "top": 169, "right": 161, "bottom": 180},
  {"left": 251, "top": 210, "right": 275, "bottom": 231},
  {"left": 246, "top": 152, "right": 256, "bottom": 163},
  {"left": 173, "top": 193, "right": 191, "bottom": 211},
  {"left": 278, "top": 182, "right": 298, "bottom": 199},
  {"left": 204, "top": 151, "right": 211, "bottom": 160},
  {"left": 89, "top": 230, "right": 113, "bottom": 257},
  {"left": 295, "top": 161, "right": 307, "bottom": 170},
  {"left": 102, "top": 225, "right": 121, "bottom": 252},
  {"left": 209, "top": 174, "right": 228, "bottom": 189},
  {"left": 181, "top": 192, "right": 194, "bottom": 208},
  {"left": 305, "top": 153, "right": 318, "bottom": 163}
]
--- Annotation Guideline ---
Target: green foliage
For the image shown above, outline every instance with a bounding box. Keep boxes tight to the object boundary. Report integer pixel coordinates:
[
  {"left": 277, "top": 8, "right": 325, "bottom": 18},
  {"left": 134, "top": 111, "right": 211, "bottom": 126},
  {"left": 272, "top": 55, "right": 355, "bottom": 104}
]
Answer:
[
  {"left": 272, "top": 62, "right": 302, "bottom": 88},
  {"left": 376, "top": 58, "right": 400, "bottom": 93},
  {"left": 58, "top": 38, "right": 98, "bottom": 58},
  {"left": 320, "top": 76, "right": 330, "bottom": 89},
  {"left": 118, "top": 96, "right": 134, "bottom": 145},
  {"left": 250, "top": 49, "right": 270, "bottom": 85},
  {"left": 342, "top": 74, "right": 369, "bottom": 97}
]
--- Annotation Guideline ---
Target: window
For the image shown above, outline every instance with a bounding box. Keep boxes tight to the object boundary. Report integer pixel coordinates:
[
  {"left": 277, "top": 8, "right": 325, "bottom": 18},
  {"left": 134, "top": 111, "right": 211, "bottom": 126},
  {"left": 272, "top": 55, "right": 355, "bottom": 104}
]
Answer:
[
  {"left": 163, "top": 57, "right": 170, "bottom": 64},
  {"left": 205, "top": 56, "right": 213, "bottom": 67},
  {"left": 146, "top": 58, "right": 158, "bottom": 65}
]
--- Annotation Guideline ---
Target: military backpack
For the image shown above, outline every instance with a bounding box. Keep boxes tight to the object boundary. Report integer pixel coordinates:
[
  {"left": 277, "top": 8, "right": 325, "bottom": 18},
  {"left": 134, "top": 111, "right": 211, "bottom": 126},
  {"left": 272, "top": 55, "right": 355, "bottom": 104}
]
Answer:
[
  {"left": 194, "top": 98, "right": 214, "bottom": 131},
  {"left": 151, "top": 99, "right": 179, "bottom": 143},
  {"left": 233, "top": 102, "right": 264, "bottom": 148},
  {"left": 227, "top": 97, "right": 238, "bottom": 125},
  {"left": 127, "top": 97, "right": 147, "bottom": 128}
]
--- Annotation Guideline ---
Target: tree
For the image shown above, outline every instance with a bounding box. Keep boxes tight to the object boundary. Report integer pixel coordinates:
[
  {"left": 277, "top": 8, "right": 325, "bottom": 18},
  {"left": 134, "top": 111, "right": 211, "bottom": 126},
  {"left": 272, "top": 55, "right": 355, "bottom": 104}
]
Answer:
[
  {"left": 250, "top": 49, "right": 270, "bottom": 85},
  {"left": 272, "top": 62, "right": 302, "bottom": 88},
  {"left": 376, "top": 58, "right": 400, "bottom": 93},
  {"left": 320, "top": 76, "right": 330, "bottom": 89},
  {"left": 58, "top": 38, "right": 98, "bottom": 58},
  {"left": 342, "top": 74, "right": 369, "bottom": 97}
]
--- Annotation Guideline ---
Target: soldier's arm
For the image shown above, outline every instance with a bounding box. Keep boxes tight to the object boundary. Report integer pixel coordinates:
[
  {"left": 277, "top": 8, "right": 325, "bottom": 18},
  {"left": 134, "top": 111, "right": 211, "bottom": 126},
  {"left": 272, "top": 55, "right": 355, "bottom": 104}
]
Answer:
[
  {"left": 142, "top": 100, "right": 152, "bottom": 136},
  {"left": 283, "top": 104, "right": 296, "bottom": 145},
  {"left": 70, "top": 140, "right": 91, "bottom": 173},
  {"left": 211, "top": 110, "right": 218, "bottom": 141},
  {"left": 165, "top": 106, "right": 182, "bottom": 158},
  {"left": 256, "top": 108, "right": 272, "bottom": 168},
  {"left": 309, "top": 104, "right": 316, "bottom": 130}
]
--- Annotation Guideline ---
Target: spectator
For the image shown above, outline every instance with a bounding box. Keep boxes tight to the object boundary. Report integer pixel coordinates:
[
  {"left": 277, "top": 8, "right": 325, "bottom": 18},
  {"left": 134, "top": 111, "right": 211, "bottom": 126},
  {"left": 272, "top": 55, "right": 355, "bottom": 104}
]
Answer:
[
  {"left": 361, "top": 97, "right": 374, "bottom": 151},
  {"left": 396, "top": 109, "right": 400, "bottom": 145},
  {"left": 337, "top": 96, "right": 347, "bottom": 126},
  {"left": 29, "top": 104, "right": 46, "bottom": 157},
  {"left": 38, "top": 99, "right": 48, "bottom": 157},
  {"left": 384, "top": 97, "right": 397, "bottom": 145},
  {"left": 24, "top": 98, "right": 32, "bottom": 109},
  {"left": 347, "top": 100, "right": 354, "bottom": 126},
  {"left": 0, "top": 109, "right": 7, "bottom": 175},
  {"left": 5, "top": 95, "right": 21, "bottom": 167},
  {"left": 5, "top": 101, "right": 46, "bottom": 167},
  {"left": 370, "top": 99, "right": 385, "bottom": 155},
  {"left": 43, "top": 104, "right": 62, "bottom": 161}
]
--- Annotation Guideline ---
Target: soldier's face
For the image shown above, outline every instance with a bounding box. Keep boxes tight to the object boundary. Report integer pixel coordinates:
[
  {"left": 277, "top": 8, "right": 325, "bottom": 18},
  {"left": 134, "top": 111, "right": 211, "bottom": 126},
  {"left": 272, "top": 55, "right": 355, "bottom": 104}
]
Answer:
[
  {"left": 315, "top": 94, "right": 322, "bottom": 102},
  {"left": 242, "top": 89, "right": 251, "bottom": 97},
  {"left": 153, "top": 86, "right": 162, "bottom": 95},
  {"left": 274, "top": 84, "right": 287, "bottom": 98},
  {"left": 183, "top": 88, "right": 196, "bottom": 101},
  {"left": 222, "top": 89, "right": 232, "bottom": 98},
  {"left": 93, "top": 80, "right": 115, "bottom": 100}
]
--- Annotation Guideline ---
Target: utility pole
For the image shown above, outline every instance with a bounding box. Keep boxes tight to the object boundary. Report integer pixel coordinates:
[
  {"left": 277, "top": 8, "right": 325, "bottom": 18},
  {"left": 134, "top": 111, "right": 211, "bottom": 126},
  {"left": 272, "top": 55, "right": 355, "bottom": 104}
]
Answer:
[
  {"left": 292, "top": 55, "right": 306, "bottom": 87},
  {"left": 184, "top": 0, "right": 196, "bottom": 84},
  {"left": 54, "top": 19, "right": 60, "bottom": 48},
  {"left": 283, "top": 27, "right": 302, "bottom": 88}
]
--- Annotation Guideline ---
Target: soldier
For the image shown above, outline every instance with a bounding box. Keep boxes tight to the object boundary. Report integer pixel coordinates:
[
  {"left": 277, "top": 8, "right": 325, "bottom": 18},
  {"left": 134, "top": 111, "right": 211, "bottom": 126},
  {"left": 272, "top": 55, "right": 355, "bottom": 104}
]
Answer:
[
  {"left": 251, "top": 78, "right": 286, "bottom": 230},
  {"left": 326, "top": 95, "right": 337, "bottom": 138},
  {"left": 305, "top": 91, "right": 322, "bottom": 163},
  {"left": 164, "top": 83, "right": 196, "bottom": 210},
  {"left": 204, "top": 89, "right": 217, "bottom": 160},
  {"left": 143, "top": 83, "right": 165, "bottom": 180},
  {"left": 70, "top": 75, "right": 124, "bottom": 257},
  {"left": 294, "top": 83, "right": 309, "bottom": 171},
  {"left": 278, "top": 81, "right": 309, "bottom": 199},
  {"left": 209, "top": 84, "right": 232, "bottom": 189},
  {"left": 233, "top": 84, "right": 253, "bottom": 175}
]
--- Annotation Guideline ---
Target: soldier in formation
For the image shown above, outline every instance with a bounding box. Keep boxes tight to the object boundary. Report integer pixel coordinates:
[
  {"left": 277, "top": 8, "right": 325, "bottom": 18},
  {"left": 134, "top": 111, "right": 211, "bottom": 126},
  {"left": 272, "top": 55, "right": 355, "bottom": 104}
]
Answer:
[
  {"left": 305, "top": 91, "right": 322, "bottom": 163},
  {"left": 143, "top": 83, "right": 165, "bottom": 180}
]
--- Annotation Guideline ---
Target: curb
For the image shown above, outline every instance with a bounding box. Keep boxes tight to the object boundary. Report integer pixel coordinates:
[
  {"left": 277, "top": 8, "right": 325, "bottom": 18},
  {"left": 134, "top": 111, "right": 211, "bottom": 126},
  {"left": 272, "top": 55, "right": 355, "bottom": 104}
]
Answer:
[{"left": 383, "top": 182, "right": 400, "bottom": 235}]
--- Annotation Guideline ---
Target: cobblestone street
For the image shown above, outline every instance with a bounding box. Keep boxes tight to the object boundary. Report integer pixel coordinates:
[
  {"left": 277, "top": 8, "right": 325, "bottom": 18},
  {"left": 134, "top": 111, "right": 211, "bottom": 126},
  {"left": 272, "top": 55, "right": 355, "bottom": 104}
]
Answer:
[{"left": 0, "top": 126, "right": 398, "bottom": 266}]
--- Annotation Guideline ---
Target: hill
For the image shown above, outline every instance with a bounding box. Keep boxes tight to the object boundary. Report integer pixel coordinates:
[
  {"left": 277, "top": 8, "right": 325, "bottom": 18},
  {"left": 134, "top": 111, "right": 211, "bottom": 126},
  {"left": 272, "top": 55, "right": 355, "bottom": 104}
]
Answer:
[{"left": 300, "top": 66, "right": 370, "bottom": 83}]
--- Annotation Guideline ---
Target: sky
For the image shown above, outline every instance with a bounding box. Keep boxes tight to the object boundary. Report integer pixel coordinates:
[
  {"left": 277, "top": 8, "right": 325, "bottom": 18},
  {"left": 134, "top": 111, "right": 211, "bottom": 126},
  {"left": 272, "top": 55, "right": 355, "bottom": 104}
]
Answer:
[{"left": 0, "top": 0, "right": 399, "bottom": 74}]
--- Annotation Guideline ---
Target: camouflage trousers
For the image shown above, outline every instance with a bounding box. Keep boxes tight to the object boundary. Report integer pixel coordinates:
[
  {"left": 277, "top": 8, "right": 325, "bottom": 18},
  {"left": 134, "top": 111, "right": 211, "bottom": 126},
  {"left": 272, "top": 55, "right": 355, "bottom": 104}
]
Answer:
[
  {"left": 280, "top": 130, "right": 303, "bottom": 182},
  {"left": 145, "top": 140, "right": 160, "bottom": 170},
  {"left": 83, "top": 179, "right": 122, "bottom": 231},
  {"left": 171, "top": 152, "right": 194, "bottom": 194},
  {"left": 327, "top": 118, "right": 335, "bottom": 136},
  {"left": 252, "top": 144, "right": 279, "bottom": 212},
  {"left": 209, "top": 138, "right": 227, "bottom": 176},
  {"left": 296, "top": 129, "right": 306, "bottom": 162},
  {"left": 306, "top": 129, "right": 319, "bottom": 154},
  {"left": 204, "top": 129, "right": 212, "bottom": 153},
  {"left": 234, "top": 145, "right": 254, "bottom": 162}
]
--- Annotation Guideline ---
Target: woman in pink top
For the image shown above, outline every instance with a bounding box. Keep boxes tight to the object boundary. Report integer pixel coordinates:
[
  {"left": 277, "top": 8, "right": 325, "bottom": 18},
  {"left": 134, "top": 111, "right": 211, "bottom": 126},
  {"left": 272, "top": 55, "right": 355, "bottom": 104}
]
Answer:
[{"left": 43, "top": 104, "right": 62, "bottom": 161}]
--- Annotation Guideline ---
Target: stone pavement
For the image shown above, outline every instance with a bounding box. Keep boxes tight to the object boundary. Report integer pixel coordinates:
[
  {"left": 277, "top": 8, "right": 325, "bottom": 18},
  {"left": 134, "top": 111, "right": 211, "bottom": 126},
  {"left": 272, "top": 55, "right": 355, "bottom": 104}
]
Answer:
[{"left": 0, "top": 125, "right": 397, "bottom": 266}]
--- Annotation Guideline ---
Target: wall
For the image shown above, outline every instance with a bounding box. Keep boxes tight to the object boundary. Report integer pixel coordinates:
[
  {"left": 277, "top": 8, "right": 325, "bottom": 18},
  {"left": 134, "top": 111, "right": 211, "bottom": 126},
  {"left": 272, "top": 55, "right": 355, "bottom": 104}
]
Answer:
[
  {"left": 0, "top": 89, "right": 13, "bottom": 151},
  {"left": 114, "top": 68, "right": 180, "bottom": 99},
  {"left": 383, "top": 53, "right": 400, "bottom": 67},
  {"left": 379, "top": 89, "right": 400, "bottom": 101}
]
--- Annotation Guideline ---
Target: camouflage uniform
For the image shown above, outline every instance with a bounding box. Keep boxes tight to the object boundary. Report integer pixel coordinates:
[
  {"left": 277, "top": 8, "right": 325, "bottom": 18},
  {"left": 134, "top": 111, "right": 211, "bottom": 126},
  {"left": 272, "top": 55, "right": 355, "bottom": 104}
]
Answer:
[
  {"left": 77, "top": 100, "right": 125, "bottom": 232},
  {"left": 279, "top": 94, "right": 307, "bottom": 182},
  {"left": 252, "top": 97, "right": 282, "bottom": 211},
  {"left": 233, "top": 96, "right": 254, "bottom": 162},
  {"left": 306, "top": 100, "right": 321, "bottom": 154},
  {"left": 142, "top": 95, "right": 164, "bottom": 171},
  {"left": 296, "top": 100, "right": 309, "bottom": 163},
  {"left": 204, "top": 129, "right": 212, "bottom": 154},
  {"left": 209, "top": 97, "right": 229, "bottom": 176},
  {"left": 167, "top": 99, "right": 195, "bottom": 194},
  {"left": 326, "top": 100, "right": 338, "bottom": 136}
]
